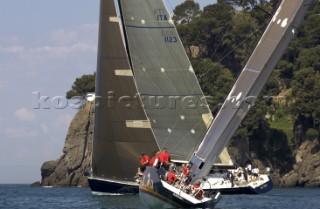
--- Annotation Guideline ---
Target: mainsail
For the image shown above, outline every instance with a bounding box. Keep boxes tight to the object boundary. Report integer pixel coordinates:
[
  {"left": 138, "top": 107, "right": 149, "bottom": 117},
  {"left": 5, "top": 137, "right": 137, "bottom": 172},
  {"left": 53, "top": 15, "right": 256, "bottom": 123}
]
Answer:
[
  {"left": 189, "top": 0, "right": 313, "bottom": 181},
  {"left": 118, "top": 0, "right": 215, "bottom": 162},
  {"left": 92, "top": 0, "right": 159, "bottom": 181}
]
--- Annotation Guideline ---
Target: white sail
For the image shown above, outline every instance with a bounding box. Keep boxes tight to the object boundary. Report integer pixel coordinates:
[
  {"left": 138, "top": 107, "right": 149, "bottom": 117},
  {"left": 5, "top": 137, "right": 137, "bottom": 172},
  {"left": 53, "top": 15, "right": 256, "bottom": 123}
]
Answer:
[{"left": 189, "top": 0, "right": 313, "bottom": 181}]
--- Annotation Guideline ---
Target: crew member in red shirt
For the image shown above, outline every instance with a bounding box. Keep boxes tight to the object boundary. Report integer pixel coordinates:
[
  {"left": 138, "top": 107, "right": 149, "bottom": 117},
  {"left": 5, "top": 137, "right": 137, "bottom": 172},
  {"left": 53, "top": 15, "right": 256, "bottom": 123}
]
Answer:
[
  {"left": 192, "top": 181, "right": 204, "bottom": 199},
  {"left": 148, "top": 151, "right": 160, "bottom": 168},
  {"left": 167, "top": 170, "right": 177, "bottom": 185},
  {"left": 158, "top": 148, "right": 171, "bottom": 169},
  {"left": 138, "top": 153, "right": 149, "bottom": 174}
]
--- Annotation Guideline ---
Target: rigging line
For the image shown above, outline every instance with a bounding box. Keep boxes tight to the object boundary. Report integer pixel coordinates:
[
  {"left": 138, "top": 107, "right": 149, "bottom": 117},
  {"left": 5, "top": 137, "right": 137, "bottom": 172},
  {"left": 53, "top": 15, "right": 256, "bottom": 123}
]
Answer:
[
  {"left": 171, "top": 119, "right": 210, "bottom": 158},
  {"left": 209, "top": 24, "right": 232, "bottom": 61},
  {"left": 254, "top": 5, "right": 272, "bottom": 16},
  {"left": 199, "top": 20, "right": 269, "bottom": 79},
  {"left": 217, "top": 21, "right": 268, "bottom": 64},
  {"left": 117, "top": 0, "right": 134, "bottom": 73}
]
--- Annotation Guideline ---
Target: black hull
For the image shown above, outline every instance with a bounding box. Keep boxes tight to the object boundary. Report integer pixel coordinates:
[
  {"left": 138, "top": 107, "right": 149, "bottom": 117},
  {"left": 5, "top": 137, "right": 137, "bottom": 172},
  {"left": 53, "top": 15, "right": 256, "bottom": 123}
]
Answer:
[
  {"left": 204, "top": 176, "right": 273, "bottom": 195},
  {"left": 88, "top": 177, "right": 139, "bottom": 194},
  {"left": 139, "top": 167, "right": 218, "bottom": 208}
]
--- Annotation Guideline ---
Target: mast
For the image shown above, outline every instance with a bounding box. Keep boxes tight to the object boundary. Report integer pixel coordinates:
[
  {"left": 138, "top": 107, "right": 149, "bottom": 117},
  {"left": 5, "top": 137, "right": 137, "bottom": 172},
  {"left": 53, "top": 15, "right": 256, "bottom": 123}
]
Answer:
[{"left": 189, "top": 0, "right": 314, "bottom": 182}]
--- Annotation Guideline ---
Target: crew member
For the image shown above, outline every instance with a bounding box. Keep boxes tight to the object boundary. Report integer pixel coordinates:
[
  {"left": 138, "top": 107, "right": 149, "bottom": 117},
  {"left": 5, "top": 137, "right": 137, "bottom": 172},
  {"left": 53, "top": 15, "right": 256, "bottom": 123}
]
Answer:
[
  {"left": 167, "top": 169, "right": 177, "bottom": 185},
  {"left": 149, "top": 151, "right": 160, "bottom": 168},
  {"left": 192, "top": 181, "right": 204, "bottom": 200},
  {"left": 138, "top": 153, "right": 150, "bottom": 174},
  {"left": 158, "top": 148, "right": 171, "bottom": 169}
]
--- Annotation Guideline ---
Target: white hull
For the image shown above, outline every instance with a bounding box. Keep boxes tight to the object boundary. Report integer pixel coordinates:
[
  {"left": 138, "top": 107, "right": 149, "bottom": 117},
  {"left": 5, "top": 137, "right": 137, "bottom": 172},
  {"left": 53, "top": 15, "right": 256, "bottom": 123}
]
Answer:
[
  {"left": 139, "top": 167, "right": 218, "bottom": 209},
  {"left": 203, "top": 174, "right": 273, "bottom": 195}
]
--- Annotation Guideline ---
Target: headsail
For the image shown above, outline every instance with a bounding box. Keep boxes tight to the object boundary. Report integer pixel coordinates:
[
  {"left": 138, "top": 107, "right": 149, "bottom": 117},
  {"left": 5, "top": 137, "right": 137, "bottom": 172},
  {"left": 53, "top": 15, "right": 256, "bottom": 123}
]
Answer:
[
  {"left": 189, "top": 0, "right": 313, "bottom": 181},
  {"left": 92, "top": 0, "right": 158, "bottom": 181},
  {"left": 118, "top": 0, "right": 213, "bottom": 161}
]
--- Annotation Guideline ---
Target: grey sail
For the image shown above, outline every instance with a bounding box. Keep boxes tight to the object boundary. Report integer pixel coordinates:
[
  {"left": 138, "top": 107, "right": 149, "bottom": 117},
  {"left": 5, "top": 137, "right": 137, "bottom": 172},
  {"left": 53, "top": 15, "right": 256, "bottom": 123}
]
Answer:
[
  {"left": 118, "top": 0, "right": 214, "bottom": 161},
  {"left": 91, "top": 0, "right": 158, "bottom": 182},
  {"left": 190, "top": 0, "right": 313, "bottom": 181}
]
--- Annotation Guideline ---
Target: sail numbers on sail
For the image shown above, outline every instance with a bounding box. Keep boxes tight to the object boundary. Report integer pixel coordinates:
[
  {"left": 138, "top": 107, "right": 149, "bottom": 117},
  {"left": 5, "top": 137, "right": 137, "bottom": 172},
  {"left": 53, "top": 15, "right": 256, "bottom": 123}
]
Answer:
[
  {"left": 161, "top": 29, "right": 177, "bottom": 43},
  {"left": 154, "top": 9, "right": 169, "bottom": 21}
]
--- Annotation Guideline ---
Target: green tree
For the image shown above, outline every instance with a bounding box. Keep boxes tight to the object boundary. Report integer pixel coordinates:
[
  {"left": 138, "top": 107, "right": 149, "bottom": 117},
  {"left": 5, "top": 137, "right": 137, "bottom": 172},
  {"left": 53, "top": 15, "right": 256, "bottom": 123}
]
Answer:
[
  {"left": 191, "top": 59, "right": 234, "bottom": 113},
  {"left": 66, "top": 73, "right": 95, "bottom": 99},
  {"left": 203, "top": 1, "right": 234, "bottom": 25},
  {"left": 306, "top": 128, "right": 319, "bottom": 141},
  {"left": 231, "top": 12, "right": 259, "bottom": 69},
  {"left": 173, "top": 0, "right": 201, "bottom": 24},
  {"left": 296, "top": 46, "right": 320, "bottom": 71},
  {"left": 300, "top": 5, "right": 320, "bottom": 48},
  {"left": 200, "top": 2, "right": 240, "bottom": 71},
  {"left": 234, "top": 0, "right": 256, "bottom": 11},
  {"left": 291, "top": 68, "right": 320, "bottom": 146},
  {"left": 179, "top": 17, "right": 220, "bottom": 58},
  {"left": 274, "top": 60, "right": 294, "bottom": 89}
]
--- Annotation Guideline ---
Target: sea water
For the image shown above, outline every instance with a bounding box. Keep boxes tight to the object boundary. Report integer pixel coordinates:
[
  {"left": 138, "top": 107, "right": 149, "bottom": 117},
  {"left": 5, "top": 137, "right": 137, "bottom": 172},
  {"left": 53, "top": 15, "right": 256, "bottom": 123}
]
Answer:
[{"left": 0, "top": 184, "right": 319, "bottom": 209}]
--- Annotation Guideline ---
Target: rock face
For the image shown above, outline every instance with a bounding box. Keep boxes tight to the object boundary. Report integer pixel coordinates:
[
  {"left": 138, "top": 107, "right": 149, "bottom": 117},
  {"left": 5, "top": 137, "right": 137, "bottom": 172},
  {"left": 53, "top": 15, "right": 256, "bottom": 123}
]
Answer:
[
  {"left": 40, "top": 101, "right": 94, "bottom": 187},
  {"left": 280, "top": 140, "right": 320, "bottom": 187},
  {"left": 40, "top": 100, "right": 320, "bottom": 188}
]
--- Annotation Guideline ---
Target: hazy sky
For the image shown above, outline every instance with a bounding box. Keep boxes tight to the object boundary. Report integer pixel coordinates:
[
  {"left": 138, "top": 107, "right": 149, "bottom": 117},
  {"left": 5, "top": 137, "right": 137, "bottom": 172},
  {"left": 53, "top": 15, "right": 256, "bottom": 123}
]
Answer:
[{"left": 0, "top": 0, "right": 215, "bottom": 184}]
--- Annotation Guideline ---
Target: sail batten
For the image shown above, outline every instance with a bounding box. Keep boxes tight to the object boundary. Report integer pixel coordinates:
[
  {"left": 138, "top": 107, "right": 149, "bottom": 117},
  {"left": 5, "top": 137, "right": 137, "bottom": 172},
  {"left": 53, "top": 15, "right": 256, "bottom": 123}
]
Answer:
[
  {"left": 109, "top": 16, "right": 119, "bottom": 22},
  {"left": 114, "top": 69, "right": 134, "bottom": 76}
]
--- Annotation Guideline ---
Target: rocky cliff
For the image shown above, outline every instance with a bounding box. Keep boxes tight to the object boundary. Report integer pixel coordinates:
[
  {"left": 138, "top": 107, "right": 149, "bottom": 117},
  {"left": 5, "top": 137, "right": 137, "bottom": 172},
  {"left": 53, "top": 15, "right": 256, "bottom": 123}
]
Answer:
[
  {"left": 39, "top": 101, "right": 320, "bottom": 187},
  {"left": 40, "top": 101, "right": 94, "bottom": 187},
  {"left": 280, "top": 140, "right": 320, "bottom": 187}
]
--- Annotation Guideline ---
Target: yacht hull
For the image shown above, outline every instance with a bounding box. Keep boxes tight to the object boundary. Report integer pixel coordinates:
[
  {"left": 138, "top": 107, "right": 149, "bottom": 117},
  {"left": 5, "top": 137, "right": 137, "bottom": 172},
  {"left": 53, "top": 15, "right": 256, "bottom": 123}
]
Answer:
[
  {"left": 88, "top": 174, "right": 272, "bottom": 196},
  {"left": 139, "top": 167, "right": 217, "bottom": 209},
  {"left": 205, "top": 177, "right": 273, "bottom": 195},
  {"left": 204, "top": 175, "right": 273, "bottom": 195},
  {"left": 88, "top": 177, "right": 139, "bottom": 194}
]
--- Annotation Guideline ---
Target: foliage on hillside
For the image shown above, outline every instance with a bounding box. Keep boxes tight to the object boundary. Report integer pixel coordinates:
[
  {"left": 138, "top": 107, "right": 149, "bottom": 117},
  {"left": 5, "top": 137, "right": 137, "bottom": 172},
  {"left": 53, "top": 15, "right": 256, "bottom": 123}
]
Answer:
[
  {"left": 66, "top": 73, "right": 95, "bottom": 99},
  {"left": 174, "top": 0, "right": 320, "bottom": 172}
]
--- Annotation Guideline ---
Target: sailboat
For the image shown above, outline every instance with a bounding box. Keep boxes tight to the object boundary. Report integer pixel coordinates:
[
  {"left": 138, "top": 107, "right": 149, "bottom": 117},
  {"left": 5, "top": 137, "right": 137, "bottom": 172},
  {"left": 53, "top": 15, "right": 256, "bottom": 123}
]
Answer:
[
  {"left": 139, "top": 0, "right": 313, "bottom": 208},
  {"left": 88, "top": 0, "right": 276, "bottom": 197},
  {"left": 88, "top": 0, "right": 235, "bottom": 195}
]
